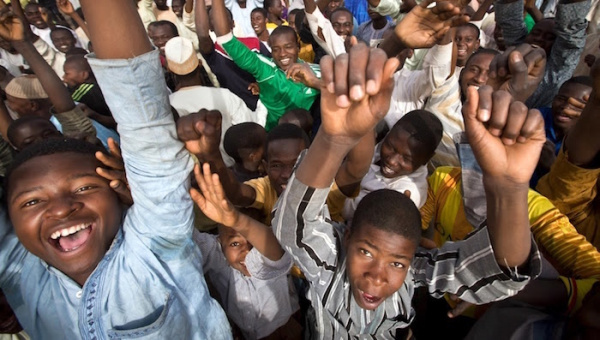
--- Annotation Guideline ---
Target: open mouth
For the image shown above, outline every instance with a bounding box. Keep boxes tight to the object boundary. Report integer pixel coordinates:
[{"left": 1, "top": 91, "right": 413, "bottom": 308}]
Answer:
[
  {"left": 278, "top": 58, "right": 291, "bottom": 66},
  {"left": 555, "top": 113, "right": 572, "bottom": 122},
  {"left": 359, "top": 289, "right": 382, "bottom": 307},
  {"left": 381, "top": 163, "right": 396, "bottom": 177},
  {"left": 49, "top": 222, "right": 93, "bottom": 252},
  {"left": 457, "top": 47, "right": 467, "bottom": 57}
]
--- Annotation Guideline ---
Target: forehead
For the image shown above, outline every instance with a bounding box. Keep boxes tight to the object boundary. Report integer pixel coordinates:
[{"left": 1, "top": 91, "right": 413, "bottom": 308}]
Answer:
[
  {"left": 349, "top": 224, "right": 417, "bottom": 259},
  {"left": 218, "top": 227, "right": 245, "bottom": 242},
  {"left": 387, "top": 125, "right": 428, "bottom": 154},
  {"left": 51, "top": 30, "right": 73, "bottom": 39},
  {"left": 270, "top": 32, "right": 297, "bottom": 47},
  {"left": 8, "top": 152, "right": 100, "bottom": 198},
  {"left": 331, "top": 11, "right": 352, "bottom": 22},
  {"left": 456, "top": 26, "right": 478, "bottom": 38},
  {"left": 15, "top": 119, "right": 56, "bottom": 135},
  {"left": 558, "top": 82, "right": 591, "bottom": 98},
  {"left": 466, "top": 53, "right": 494, "bottom": 69},
  {"left": 251, "top": 11, "right": 266, "bottom": 18},
  {"left": 267, "top": 138, "right": 305, "bottom": 160},
  {"left": 150, "top": 25, "right": 176, "bottom": 37},
  {"left": 24, "top": 4, "right": 40, "bottom": 14}
]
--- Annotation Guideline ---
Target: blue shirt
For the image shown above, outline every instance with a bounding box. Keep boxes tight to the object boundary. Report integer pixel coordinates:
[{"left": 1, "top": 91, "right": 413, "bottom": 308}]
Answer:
[
  {"left": 539, "top": 107, "right": 562, "bottom": 154},
  {"left": 0, "top": 50, "right": 232, "bottom": 339}
]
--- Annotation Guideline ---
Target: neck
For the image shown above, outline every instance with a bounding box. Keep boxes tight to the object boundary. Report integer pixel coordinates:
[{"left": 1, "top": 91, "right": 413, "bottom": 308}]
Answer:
[
  {"left": 234, "top": 162, "right": 260, "bottom": 175},
  {"left": 267, "top": 13, "right": 281, "bottom": 24},
  {"left": 176, "top": 76, "right": 204, "bottom": 90},
  {"left": 238, "top": 0, "right": 247, "bottom": 8},
  {"left": 258, "top": 31, "right": 269, "bottom": 41}
]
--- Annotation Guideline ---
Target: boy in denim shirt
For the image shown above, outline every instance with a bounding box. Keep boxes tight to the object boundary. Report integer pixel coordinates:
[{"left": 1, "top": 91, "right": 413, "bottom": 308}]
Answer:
[{"left": 0, "top": 0, "right": 230, "bottom": 338}]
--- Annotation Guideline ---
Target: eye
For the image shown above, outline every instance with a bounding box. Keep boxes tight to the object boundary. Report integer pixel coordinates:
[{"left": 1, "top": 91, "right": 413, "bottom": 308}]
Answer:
[
  {"left": 22, "top": 199, "right": 41, "bottom": 208},
  {"left": 359, "top": 248, "right": 372, "bottom": 257},
  {"left": 230, "top": 242, "right": 240, "bottom": 247},
  {"left": 75, "top": 185, "right": 96, "bottom": 193},
  {"left": 391, "top": 262, "right": 405, "bottom": 268}
]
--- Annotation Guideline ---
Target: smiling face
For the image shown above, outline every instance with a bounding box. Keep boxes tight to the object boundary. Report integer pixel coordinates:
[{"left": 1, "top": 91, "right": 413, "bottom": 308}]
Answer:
[
  {"left": 379, "top": 126, "right": 430, "bottom": 178},
  {"left": 9, "top": 118, "right": 62, "bottom": 151},
  {"left": 171, "top": 0, "right": 184, "bottom": 17},
  {"left": 218, "top": 226, "right": 252, "bottom": 276},
  {"left": 346, "top": 224, "right": 416, "bottom": 310},
  {"left": 331, "top": 10, "right": 353, "bottom": 41},
  {"left": 459, "top": 52, "right": 495, "bottom": 99},
  {"left": 525, "top": 19, "right": 556, "bottom": 56},
  {"left": 251, "top": 11, "right": 268, "bottom": 37},
  {"left": 454, "top": 26, "right": 480, "bottom": 67},
  {"left": 51, "top": 30, "right": 77, "bottom": 54},
  {"left": 7, "top": 152, "right": 122, "bottom": 286},
  {"left": 551, "top": 82, "right": 591, "bottom": 134},
  {"left": 270, "top": 31, "right": 299, "bottom": 71},
  {"left": 148, "top": 24, "right": 177, "bottom": 55},
  {"left": 24, "top": 4, "right": 48, "bottom": 29},
  {"left": 266, "top": 138, "right": 305, "bottom": 195}
]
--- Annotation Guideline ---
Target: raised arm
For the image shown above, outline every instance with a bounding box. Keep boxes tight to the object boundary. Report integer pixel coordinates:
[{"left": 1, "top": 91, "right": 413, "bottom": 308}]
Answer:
[
  {"left": 212, "top": 0, "right": 232, "bottom": 37},
  {"left": 191, "top": 163, "right": 284, "bottom": 261},
  {"left": 56, "top": 0, "right": 92, "bottom": 43},
  {"left": 194, "top": 0, "right": 215, "bottom": 54},
  {"left": 462, "top": 85, "right": 545, "bottom": 268}
]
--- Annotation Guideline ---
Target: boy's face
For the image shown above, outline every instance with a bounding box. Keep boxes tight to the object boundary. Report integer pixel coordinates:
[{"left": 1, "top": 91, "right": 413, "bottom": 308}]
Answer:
[
  {"left": 251, "top": 12, "right": 267, "bottom": 36},
  {"left": 325, "top": 0, "right": 344, "bottom": 17},
  {"left": 270, "top": 32, "right": 299, "bottom": 72},
  {"left": 379, "top": 126, "right": 429, "bottom": 178},
  {"left": 51, "top": 30, "right": 77, "bottom": 54},
  {"left": 7, "top": 152, "right": 123, "bottom": 285},
  {"left": 218, "top": 227, "right": 252, "bottom": 276},
  {"left": 525, "top": 19, "right": 556, "bottom": 56},
  {"left": 148, "top": 25, "right": 176, "bottom": 55},
  {"left": 288, "top": 13, "right": 297, "bottom": 32},
  {"left": 24, "top": 4, "right": 47, "bottom": 29},
  {"left": 268, "top": 0, "right": 283, "bottom": 17},
  {"left": 62, "top": 64, "right": 88, "bottom": 89},
  {"left": 454, "top": 27, "right": 479, "bottom": 67},
  {"left": 266, "top": 138, "right": 306, "bottom": 195},
  {"left": 331, "top": 11, "right": 353, "bottom": 41},
  {"left": 459, "top": 52, "right": 495, "bottom": 98},
  {"left": 171, "top": 0, "right": 184, "bottom": 17},
  {"left": 11, "top": 119, "right": 62, "bottom": 151},
  {"left": 551, "top": 82, "right": 591, "bottom": 133},
  {"left": 346, "top": 224, "right": 416, "bottom": 310}
]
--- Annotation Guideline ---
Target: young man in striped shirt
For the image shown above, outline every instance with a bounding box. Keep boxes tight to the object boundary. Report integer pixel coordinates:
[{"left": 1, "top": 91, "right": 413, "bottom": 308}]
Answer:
[{"left": 272, "top": 3, "right": 544, "bottom": 337}]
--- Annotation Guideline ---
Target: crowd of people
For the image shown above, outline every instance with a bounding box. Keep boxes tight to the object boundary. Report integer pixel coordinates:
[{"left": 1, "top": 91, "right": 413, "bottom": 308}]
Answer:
[{"left": 0, "top": 0, "right": 597, "bottom": 338}]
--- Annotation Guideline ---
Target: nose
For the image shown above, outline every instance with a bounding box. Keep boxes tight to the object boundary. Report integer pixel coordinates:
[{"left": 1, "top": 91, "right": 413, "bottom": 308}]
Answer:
[
  {"left": 365, "top": 261, "right": 387, "bottom": 286},
  {"left": 281, "top": 165, "right": 294, "bottom": 181},
  {"left": 474, "top": 72, "right": 488, "bottom": 85},
  {"left": 387, "top": 154, "right": 401, "bottom": 167},
  {"left": 44, "top": 196, "right": 82, "bottom": 220}
]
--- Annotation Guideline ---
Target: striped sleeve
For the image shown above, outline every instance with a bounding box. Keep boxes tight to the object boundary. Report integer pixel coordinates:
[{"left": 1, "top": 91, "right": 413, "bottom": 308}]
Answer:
[
  {"left": 411, "top": 226, "right": 542, "bottom": 305},
  {"left": 273, "top": 172, "right": 341, "bottom": 293}
]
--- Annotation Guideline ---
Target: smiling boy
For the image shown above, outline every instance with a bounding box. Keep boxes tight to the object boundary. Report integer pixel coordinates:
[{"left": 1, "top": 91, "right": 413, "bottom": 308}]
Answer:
[{"left": 0, "top": 0, "right": 230, "bottom": 338}]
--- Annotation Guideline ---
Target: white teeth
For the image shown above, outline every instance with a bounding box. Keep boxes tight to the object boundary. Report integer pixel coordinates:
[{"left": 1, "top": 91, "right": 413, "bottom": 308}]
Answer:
[
  {"left": 382, "top": 166, "right": 394, "bottom": 175},
  {"left": 50, "top": 223, "right": 89, "bottom": 240}
]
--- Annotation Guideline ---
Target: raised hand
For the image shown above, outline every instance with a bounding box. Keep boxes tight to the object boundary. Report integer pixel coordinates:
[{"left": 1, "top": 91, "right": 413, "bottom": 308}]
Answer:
[
  {"left": 319, "top": 43, "right": 399, "bottom": 141},
  {"left": 175, "top": 109, "right": 222, "bottom": 159},
  {"left": 190, "top": 163, "right": 240, "bottom": 228},
  {"left": 95, "top": 138, "right": 132, "bottom": 206},
  {"left": 462, "top": 85, "right": 545, "bottom": 186},
  {"left": 0, "top": 13, "right": 25, "bottom": 42},
  {"left": 394, "top": 0, "right": 469, "bottom": 50},
  {"left": 487, "top": 44, "right": 546, "bottom": 103},
  {"left": 57, "top": 0, "right": 76, "bottom": 15}
]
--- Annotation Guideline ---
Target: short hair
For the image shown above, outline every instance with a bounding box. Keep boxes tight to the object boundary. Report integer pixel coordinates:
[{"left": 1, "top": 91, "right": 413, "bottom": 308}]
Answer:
[
  {"left": 561, "top": 76, "right": 593, "bottom": 89},
  {"left": 223, "top": 122, "right": 266, "bottom": 163},
  {"left": 6, "top": 116, "right": 58, "bottom": 147},
  {"left": 207, "top": 7, "right": 234, "bottom": 22},
  {"left": 148, "top": 20, "right": 179, "bottom": 37},
  {"left": 270, "top": 26, "right": 298, "bottom": 44},
  {"left": 64, "top": 55, "right": 92, "bottom": 73},
  {"left": 65, "top": 47, "right": 89, "bottom": 58},
  {"left": 4, "top": 138, "right": 105, "bottom": 196},
  {"left": 251, "top": 7, "right": 268, "bottom": 18},
  {"left": 391, "top": 110, "right": 443, "bottom": 160},
  {"left": 264, "top": 0, "right": 278, "bottom": 10},
  {"left": 280, "top": 109, "right": 313, "bottom": 136},
  {"left": 329, "top": 7, "right": 353, "bottom": 21},
  {"left": 288, "top": 8, "right": 302, "bottom": 17},
  {"left": 457, "top": 23, "right": 480, "bottom": 40},
  {"left": 266, "top": 123, "right": 310, "bottom": 154},
  {"left": 352, "top": 189, "right": 421, "bottom": 245},
  {"left": 464, "top": 48, "right": 500, "bottom": 67}
]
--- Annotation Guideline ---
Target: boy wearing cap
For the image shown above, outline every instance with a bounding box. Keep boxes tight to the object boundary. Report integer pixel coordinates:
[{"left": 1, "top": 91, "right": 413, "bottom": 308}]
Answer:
[{"left": 166, "top": 36, "right": 266, "bottom": 167}]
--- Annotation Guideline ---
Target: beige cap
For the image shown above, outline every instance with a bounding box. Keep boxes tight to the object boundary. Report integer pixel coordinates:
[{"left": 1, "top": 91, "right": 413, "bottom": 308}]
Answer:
[
  {"left": 5, "top": 75, "right": 48, "bottom": 99},
  {"left": 165, "top": 37, "right": 199, "bottom": 75}
]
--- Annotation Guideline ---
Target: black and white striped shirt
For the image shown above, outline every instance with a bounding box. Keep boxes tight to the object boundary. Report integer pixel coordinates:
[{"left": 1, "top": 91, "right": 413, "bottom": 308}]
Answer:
[{"left": 273, "top": 173, "right": 542, "bottom": 339}]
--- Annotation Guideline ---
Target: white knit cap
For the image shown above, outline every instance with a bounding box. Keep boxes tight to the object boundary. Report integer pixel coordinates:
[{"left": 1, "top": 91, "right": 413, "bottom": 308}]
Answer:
[
  {"left": 5, "top": 75, "right": 48, "bottom": 99},
  {"left": 165, "top": 37, "right": 199, "bottom": 75}
]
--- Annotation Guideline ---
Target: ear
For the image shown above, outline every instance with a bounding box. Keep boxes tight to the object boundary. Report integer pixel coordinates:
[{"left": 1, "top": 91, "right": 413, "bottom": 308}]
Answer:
[
  {"left": 81, "top": 70, "right": 90, "bottom": 81},
  {"left": 475, "top": 39, "right": 480, "bottom": 50}
]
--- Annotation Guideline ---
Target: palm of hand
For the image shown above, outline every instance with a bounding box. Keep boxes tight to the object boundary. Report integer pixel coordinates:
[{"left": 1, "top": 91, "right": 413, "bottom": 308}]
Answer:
[
  {"left": 198, "top": 195, "right": 238, "bottom": 226},
  {"left": 0, "top": 17, "right": 24, "bottom": 42},
  {"left": 397, "top": 7, "right": 450, "bottom": 48},
  {"left": 58, "top": 0, "right": 75, "bottom": 14}
]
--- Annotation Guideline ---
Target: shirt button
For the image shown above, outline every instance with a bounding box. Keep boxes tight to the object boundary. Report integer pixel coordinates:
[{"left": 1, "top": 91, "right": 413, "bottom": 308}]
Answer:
[{"left": 76, "top": 291, "right": 83, "bottom": 299}]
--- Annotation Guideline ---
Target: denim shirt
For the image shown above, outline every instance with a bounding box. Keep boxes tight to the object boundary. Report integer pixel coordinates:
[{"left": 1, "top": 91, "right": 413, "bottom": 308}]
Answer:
[{"left": 0, "top": 50, "right": 232, "bottom": 339}]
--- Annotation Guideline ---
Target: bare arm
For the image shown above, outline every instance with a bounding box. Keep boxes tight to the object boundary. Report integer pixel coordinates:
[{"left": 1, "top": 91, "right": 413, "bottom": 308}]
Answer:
[
  {"left": 212, "top": 0, "right": 232, "bottom": 37},
  {"left": 57, "top": 0, "right": 92, "bottom": 42},
  {"left": 335, "top": 131, "right": 375, "bottom": 196},
  {"left": 304, "top": 0, "right": 318, "bottom": 14},
  {"left": 470, "top": 0, "right": 494, "bottom": 21},
  {"left": 0, "top": 97, "right": 13, "bottom": 142},
  {"left": 194, "top": 0, "right": 215, "bottom": 54},
  {"left": 191, "top": 163, "right": 284, "bottom": 261}
]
